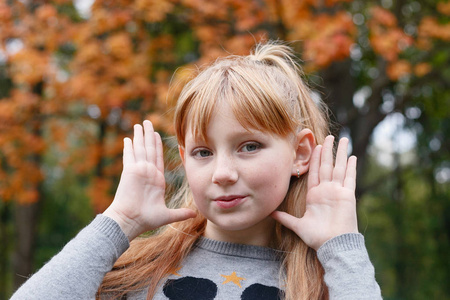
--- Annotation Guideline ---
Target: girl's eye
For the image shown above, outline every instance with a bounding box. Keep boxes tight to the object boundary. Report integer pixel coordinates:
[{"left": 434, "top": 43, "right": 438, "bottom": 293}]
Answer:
[
  {"left": 192, "top": 149, "right": 212, "bottom": 158},
  {"left": 241, "top": 142, "right": 261, "bottom": 153}
]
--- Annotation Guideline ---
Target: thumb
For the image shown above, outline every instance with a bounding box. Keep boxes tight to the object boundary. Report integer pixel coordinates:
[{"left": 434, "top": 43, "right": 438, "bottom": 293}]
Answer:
[
  {"left": 270, "top": 211, "right": 302, "bottom": 235},
  {"left": 271, "top": 211, "right": 324, "bottom": 250},
  {"left": 166, "top": 208, "right": 197, "bottom": 224}
]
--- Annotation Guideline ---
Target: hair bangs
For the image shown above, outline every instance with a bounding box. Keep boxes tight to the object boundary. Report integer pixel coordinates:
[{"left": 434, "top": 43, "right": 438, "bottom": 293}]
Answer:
[
  {"left": 226, "top": 64, "right": 299, "bottom": 137},
  {"left": 175, "top": 62, "right": 300, "bottom": 147},
  {"left": 175, "top": 66, "right": 228, "bottom": 147}
]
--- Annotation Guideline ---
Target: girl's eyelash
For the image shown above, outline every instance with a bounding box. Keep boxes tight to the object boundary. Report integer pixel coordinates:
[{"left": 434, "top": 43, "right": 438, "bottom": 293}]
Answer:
[
  {"left": 191, "top": 148, "right": 212, "bottom": 158},
  {"left": 240, "top": 142, "right": 262, "bottom": 152},
  {"left": 190, "top": 142, "right": 262, "bottom": 157}
]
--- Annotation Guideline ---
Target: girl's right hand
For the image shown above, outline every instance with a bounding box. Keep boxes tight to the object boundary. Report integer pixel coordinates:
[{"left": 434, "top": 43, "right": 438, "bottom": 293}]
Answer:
[{"left": 103, "top": 120, "right": 196, "bottom": 241}]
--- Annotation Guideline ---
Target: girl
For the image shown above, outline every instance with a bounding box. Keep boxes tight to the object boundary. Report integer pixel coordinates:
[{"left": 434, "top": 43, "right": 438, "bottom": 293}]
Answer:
[{"left": 12, "top": 42, "right": 381, "bottom": 299}]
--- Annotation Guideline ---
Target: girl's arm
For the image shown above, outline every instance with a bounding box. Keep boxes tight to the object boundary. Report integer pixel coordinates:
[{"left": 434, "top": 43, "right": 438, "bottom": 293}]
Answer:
[
  {"left": 11, "top": 215, "right": 128, "bottom": 300},
  {"left": 272, "top": 136, "right": 382, "bottom": 298},
  {"left": 11, "top": 121, "right": 196, "bottom": 299}
]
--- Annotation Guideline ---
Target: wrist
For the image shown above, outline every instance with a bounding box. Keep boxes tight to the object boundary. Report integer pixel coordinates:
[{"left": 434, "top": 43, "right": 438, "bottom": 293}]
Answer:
[
  {"left": 317, "top": 233, "right": 365, "bottom": 263},
  {"left": 103, "top": 207, "right": 141, "bottom": 241}
]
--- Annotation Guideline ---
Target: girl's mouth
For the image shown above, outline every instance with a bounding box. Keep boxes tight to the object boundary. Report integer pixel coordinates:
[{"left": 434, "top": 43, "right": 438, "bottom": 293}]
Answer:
[{"left": 213, "top": 195, "right": 247, "bottom": 209}]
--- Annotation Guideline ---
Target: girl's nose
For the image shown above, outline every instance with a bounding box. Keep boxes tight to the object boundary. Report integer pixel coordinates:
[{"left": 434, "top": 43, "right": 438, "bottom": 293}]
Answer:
[{"left": 212, "top": 155, "right": 238, "bottom": 185}]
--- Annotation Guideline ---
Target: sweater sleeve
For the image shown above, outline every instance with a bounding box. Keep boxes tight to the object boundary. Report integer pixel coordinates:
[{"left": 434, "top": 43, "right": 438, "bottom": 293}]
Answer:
[
  {"left": 11, "top": 214, "right": 130, "bottom": 300},
  {"left": 317, "top": 233, "right": 382, "bottom": 300}
]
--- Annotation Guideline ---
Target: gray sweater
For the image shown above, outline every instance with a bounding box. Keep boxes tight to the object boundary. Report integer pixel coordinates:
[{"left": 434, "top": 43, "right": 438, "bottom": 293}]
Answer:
[{"left": 11, "top": 215, "right": 382, "bottom": 299}]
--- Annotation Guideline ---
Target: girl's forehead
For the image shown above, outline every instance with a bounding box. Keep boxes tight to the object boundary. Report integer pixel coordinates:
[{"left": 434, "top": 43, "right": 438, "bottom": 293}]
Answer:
[
  {"left": 184, "top": 106, "right": 250, "bottom": 139},
  {"left": 184, "top": 106, "right": 295, "bottom": 145}
]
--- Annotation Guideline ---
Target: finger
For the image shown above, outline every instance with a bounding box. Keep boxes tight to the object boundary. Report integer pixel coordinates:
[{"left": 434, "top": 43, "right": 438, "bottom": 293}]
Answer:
[
  {"left": 166, "top": 208, "right": 197, "bottom": 224},
  {"left": 123, "top": 137, "right": 134, "bottom": 165},
  {"left": 319, "top": 135, "right": 334, "bottom": 182},
  {"left": 307, "top": 145, "right": 322, "bottom": 190},
  {"left": 143, "top": 120, "right": 156, "bottom": 163},
  {"left": 344, "top": 155, "right": 357, "bottom": 191},
  {"left": 133, "top": 124, "right": 146, "bottom": 162},
  {"left": 270, "top": 211, "right": 300, "bottom": 234},
  {"left": 154, "top": 132, "right": 164, "bottom": 173},
  {"left": 332, "top": 138, "right": 349, "bottom": 184}
]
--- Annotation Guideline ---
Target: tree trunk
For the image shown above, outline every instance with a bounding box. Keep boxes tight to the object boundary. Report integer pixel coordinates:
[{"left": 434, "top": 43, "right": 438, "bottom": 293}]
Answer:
[
  {"left": 12, "top": 201, "right": 40, "bottom": 291},
  {"left": 320, "top": 59, "right": 390, "bottom": 197},
  {"left": 11, "top": 79, "right": 45, "bottom": 291},
  {"left": 0, "top": 202, "right": 12, "bottom": 299}
]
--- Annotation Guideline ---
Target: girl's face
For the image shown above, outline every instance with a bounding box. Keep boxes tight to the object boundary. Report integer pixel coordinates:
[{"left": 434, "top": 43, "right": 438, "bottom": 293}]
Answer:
[{"left": 180, "top": 101, "right": 299, "bottom": 246}]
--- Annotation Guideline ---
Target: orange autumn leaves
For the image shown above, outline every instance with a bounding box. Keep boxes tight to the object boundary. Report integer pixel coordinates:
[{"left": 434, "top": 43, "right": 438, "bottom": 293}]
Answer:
[
  {"left": 369, "top": 6, "right": 413, "bottom": 63},
  {"left": 295, "top": 12, "right": 356, "bottom": 69},
  {"left": 1, "top": 0, "right": 448, "bottom": 210},
  {"left": 369, "top": 5, "right": 448, "bottom": 81},
  {"left": 369, "top": 6, "right": 415, "bottom": 80}
]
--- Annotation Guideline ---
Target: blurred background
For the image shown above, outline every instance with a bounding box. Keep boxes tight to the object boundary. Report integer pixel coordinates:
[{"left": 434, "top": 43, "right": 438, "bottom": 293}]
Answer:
[{"left": 0, "top": 0, "right": 449, "bottom": 299}]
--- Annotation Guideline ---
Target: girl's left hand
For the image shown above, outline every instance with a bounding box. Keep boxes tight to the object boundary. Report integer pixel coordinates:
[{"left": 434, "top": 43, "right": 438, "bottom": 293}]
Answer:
[{"left": 271, "top": 136, "right": 359, "bottom": 250}]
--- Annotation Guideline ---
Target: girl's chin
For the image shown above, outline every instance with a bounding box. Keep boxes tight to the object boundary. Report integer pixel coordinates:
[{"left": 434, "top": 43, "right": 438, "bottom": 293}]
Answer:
[{"left": 204, "top": 216, "right": 276, "bottom": 245}]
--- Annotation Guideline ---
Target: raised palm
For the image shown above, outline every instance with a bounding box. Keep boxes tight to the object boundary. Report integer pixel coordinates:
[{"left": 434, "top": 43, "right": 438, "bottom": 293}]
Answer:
[
  {"left": 104, "top": 121, "right": 196, "bottom": 241},
  {"left": 272, "top": 136, "right": 358, "bottom": 250}
]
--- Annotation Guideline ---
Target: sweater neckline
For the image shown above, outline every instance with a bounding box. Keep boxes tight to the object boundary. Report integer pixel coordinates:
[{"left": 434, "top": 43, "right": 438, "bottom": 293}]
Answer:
[{"left": 195, "top": 236, "right": 282, "bottom": 261}]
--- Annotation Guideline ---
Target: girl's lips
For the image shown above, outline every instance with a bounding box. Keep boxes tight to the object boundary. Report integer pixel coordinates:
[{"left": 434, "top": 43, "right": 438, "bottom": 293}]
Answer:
[{"left": 213, "top": 195, "right": 247, "bottom": 209}]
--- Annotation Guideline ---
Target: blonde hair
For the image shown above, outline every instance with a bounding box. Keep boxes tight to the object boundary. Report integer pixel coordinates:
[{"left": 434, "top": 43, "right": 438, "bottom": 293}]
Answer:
[{"left": 98, "top": 42, "right": 330, "bottom": 299}]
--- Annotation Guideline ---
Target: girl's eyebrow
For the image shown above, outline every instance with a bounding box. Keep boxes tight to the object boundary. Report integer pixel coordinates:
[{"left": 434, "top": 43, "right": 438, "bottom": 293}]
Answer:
[
  {"left": 237, "top": 130, "right": 266, "bottom": 138},
  {"left": 188, "top": 129, "right": 266, "bottom": 146},
  {"left": 222, "top": 130, "right": 270, "bottom": 143}
]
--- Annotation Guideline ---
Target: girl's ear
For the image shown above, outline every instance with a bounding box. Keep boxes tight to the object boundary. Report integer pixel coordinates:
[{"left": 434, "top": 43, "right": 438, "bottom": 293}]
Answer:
[
  {"left": 292, "top": 129, "right": 316, "bottom": 177},
  {"left": 178, "top": 145, "right": 186, "bottom": 166}
]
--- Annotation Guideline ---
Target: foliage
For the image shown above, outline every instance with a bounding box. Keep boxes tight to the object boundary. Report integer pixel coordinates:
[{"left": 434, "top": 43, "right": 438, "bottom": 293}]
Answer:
[{"left": 0, "top": 0, "right": 448, "bottom": 298}]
